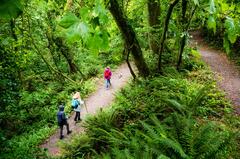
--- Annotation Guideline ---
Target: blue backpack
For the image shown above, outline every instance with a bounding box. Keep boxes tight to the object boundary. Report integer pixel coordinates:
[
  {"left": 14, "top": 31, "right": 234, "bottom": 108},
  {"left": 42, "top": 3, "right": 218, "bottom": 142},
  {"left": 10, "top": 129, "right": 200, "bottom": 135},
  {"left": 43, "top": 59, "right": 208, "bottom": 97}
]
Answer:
[{"left": 71, "top": 99, "right": 79, "bottom": 109}]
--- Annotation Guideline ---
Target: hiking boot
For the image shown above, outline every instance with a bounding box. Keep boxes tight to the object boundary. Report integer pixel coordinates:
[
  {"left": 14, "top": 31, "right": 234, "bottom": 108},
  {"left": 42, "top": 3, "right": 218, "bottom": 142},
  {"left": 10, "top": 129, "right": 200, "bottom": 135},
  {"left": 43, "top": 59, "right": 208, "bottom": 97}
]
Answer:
[
  {"left": 60, "top": 135, "right": 64, "bottom": 139},
  {"left": 67, "top": 130, "right": 72, "bottom": 135}
]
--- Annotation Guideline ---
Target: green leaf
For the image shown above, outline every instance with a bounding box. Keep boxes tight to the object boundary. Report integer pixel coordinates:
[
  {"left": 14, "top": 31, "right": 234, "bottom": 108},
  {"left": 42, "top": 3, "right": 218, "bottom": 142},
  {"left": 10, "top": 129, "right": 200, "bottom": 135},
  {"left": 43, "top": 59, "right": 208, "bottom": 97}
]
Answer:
[
  {"left": 65, "top": 22, "right": 89, "bottom": 43},
  {"left": 0, "top": 0, "right": 23, "bottom": 20},
  {"left": 87, "top": 33, "right": 102, "bottom": 50},
  {"left": 58, "top": 12, "right": 79, "bottom": 28},
  {"left": 236, "top": 21, "right": 240, "bottom": 35},
  {"left": 87, "top": 30, "right": 109, "bottom": 52},
  {"left": 223, "top": 36, "right": 230, "bottom": 55},
  {"left": 192, "top": 0, "right": 199, "bottom": 6},
  {"left": 77, "top": 22, "right": 89, "bottom": 38},
  {"left": 207, "top": 16, "right": 216, "bottom": 33},
  {"left": 93, "top": 3, "right": 109, "bottom": 25},
  {"left": 80, "top": 7, "right": 90, "bottom": 22},
  {"left": 224, "top": 17, "right": 237, "bottom": 44},
  {"left": 99, "top": 30, "right": 109, "bottom": 50},
  {"left": 209, "top": 0, "right": 216, "bottom": 14}
]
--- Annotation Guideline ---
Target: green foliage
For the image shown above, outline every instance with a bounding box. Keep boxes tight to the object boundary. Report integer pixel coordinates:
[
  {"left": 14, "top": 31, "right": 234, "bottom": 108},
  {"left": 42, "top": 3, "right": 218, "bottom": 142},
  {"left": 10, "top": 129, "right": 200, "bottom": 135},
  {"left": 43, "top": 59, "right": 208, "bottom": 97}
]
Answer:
[
  {"left": 58, "top": 12, "right": 79, "bottom": 28},
  {"left": 57, "top": 0, "right": 110, "bottom": 52},
  {"left": 0, "top": 0, "right": 23, "bottom": 20},
  {"left": 224, "top": 17, "right": 238, "bottom": 44},
  {"left": 198, "top": 0, "right": 240, "bottom": 55},
  {"left": 1, "top": 126, "right": 55, "bottom": 159},
  {"left": 207, "top": 16, "right": 216, "bottom": 33},
  {"left": 192, "top": 0, "right": 199, "bottom": 6},
  {"left": 61, "top": 66, "right": 239, "bottom": 158}
]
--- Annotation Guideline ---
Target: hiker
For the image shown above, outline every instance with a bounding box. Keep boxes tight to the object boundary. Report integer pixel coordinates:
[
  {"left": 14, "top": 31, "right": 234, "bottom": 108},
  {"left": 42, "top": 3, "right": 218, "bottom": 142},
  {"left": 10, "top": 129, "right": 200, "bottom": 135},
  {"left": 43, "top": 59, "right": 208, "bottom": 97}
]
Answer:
[
  {"left": 57, "top": 104, "right": 72, "bottom": 139},
  {"left": 72, "top": 92, "right": 84, "bottom": 123},
  {"left": 104, "top": 66, "right": 112, "bottom": 89}
]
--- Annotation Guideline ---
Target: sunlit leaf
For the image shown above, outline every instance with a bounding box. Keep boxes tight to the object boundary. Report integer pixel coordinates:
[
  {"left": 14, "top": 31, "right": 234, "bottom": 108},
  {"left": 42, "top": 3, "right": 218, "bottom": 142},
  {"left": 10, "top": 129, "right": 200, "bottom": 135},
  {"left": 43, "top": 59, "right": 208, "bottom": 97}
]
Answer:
[
  {"left": 192, "top": 0, "right": 199, "bottom": 6},
  {"left": 65, "top": 22, "right": 89, "bottom": 43},
  {"left": 77, "top": 22, "right": 89, "bottom": 38},
  {"left": 58, "top": 12, "right": 79, "bottom": 28},
  {"left": 87, "top": 30, "right": 109, "bottom": 51},
  {"left": 223, "top": 35, "right": 230, "bottom": 55},
  {"left": 80, "top": 7, "right": 90, "bottom": 22},
  {"left": 224, "top": 17, "right": 237, "bottom": 44},
  {"left": 209, "top": 0, "right": 216, "bottom": 14},
  {"left": 207, "top": 16, "right": 216, "bottom": 33}
]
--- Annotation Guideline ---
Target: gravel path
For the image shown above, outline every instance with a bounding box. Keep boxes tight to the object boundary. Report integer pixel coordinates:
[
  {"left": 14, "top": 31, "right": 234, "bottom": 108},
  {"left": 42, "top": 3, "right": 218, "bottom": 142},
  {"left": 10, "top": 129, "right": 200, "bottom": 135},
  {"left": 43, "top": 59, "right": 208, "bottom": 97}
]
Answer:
[
  {"left": 40, "top": 63, "right": 133, "bottom": 156},
  {"left": 192, "top": 33, "right": 240, "bottom": 115}
]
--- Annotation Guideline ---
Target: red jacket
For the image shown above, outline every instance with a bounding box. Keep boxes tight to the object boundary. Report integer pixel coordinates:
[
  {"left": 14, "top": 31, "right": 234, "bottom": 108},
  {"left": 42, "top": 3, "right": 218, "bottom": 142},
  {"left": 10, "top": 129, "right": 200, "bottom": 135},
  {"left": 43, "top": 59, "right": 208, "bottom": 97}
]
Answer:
[{"left": 104, "top": 68, "right": 112, "bottom": 80}]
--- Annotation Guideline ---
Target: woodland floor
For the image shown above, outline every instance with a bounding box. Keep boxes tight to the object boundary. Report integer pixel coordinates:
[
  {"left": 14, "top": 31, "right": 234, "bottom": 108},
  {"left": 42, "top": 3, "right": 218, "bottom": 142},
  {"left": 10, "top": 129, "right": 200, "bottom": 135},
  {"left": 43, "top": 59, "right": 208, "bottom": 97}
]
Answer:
[
  {"left": 40, "top": 63, "right": 133, "bottom": 156},
  {"left": 40, "top": 34, "right": 240, "bottom": 157},
  {"left": 192, "top": 32, "right": 240, "bottom": 115}
]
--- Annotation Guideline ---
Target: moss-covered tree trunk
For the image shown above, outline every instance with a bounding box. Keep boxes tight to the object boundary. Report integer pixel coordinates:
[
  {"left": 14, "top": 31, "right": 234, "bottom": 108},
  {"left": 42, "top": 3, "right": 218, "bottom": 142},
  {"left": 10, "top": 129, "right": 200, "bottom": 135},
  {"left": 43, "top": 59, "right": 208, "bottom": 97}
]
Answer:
[
  {"left": 107, "top": 0, "right": 149, "bottom": 77},
  {"left": 54, "top": 37, "right": 80, "bottom": 74},
  {"left": 148, "top": 0, "right": 160, "bottom": 54}
]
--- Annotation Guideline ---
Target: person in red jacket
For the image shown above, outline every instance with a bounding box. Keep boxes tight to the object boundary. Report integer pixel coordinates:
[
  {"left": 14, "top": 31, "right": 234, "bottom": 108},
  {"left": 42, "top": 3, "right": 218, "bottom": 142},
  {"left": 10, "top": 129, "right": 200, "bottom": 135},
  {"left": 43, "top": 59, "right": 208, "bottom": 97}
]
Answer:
[{"left": 104, "top": 66, "right": 112, "bottom": 89}]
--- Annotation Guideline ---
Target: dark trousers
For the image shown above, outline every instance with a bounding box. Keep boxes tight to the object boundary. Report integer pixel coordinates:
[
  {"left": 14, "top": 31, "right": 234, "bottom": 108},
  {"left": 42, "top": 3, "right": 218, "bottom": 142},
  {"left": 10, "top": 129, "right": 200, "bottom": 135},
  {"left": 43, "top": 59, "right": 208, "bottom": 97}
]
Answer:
[
  {"left": 74, "top": 112, "right": 81, "bottom": 121},
  {"left": 105, "top": 79, "right": 111, "bottom": 88},
  {"left": 59, "top": 121, "right": 70, "bottom": 137}
]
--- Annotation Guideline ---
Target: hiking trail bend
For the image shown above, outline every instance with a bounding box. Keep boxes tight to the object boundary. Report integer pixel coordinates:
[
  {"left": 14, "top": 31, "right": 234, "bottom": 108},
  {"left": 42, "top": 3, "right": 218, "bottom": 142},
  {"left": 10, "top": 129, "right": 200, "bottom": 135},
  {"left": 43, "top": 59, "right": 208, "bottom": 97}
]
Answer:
[{"left": 192, "top": 33, "right": 240, "bottom": 115}]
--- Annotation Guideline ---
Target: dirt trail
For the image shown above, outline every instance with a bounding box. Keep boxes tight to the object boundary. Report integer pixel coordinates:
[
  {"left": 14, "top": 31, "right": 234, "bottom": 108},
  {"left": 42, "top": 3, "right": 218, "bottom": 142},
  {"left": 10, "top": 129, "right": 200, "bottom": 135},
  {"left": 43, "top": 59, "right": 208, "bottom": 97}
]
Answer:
[
  {"left": 40, "top": 63, "right": 133, "bottom": 156},
  {"left": 192, "top": 32, "right": 240, "bottom": 115}
]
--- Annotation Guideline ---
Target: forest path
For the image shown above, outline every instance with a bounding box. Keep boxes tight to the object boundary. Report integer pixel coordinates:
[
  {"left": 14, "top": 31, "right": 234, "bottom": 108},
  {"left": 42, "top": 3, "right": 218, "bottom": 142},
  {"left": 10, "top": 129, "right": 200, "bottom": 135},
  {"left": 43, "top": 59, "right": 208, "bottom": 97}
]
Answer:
[
  {"left": 40, "top": 63, "right": 133, "bottom": 156},
  {"left": 192, "top": 32, "right": 240, "bottom": 115}
]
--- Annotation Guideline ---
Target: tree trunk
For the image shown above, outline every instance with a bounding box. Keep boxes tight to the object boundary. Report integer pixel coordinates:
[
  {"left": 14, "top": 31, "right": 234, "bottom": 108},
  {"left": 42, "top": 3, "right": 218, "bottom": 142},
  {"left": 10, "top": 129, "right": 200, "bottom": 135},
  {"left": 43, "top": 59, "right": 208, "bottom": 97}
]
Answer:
[
  {"left": 55, "top": 37, "right": 82, "bottom": 74},
  {"left": 176, "top": 34, "right": 186, "bottom": 70},
  {"left": 107, "top": 0, "right": 149, "bottom": 77},
  {"left": 158, "top": 0, "right": 179, "bottom": 72},
  {"left": 148, "top": 0, "right": 160, "bottom": 54},
  {"left": 124, "top": 44, "right": 136, "bottom": 80},
  {"left": 176, "top": 6, "right": 197, "bottom": 70}
]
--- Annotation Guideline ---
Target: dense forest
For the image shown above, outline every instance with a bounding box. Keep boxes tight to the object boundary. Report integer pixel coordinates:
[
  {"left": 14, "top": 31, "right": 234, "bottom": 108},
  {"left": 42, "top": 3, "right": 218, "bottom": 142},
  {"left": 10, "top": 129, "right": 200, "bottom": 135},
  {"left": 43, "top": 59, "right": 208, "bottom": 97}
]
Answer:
[{"left": 0, "top": 0, "right": 240, "bottom": 158}]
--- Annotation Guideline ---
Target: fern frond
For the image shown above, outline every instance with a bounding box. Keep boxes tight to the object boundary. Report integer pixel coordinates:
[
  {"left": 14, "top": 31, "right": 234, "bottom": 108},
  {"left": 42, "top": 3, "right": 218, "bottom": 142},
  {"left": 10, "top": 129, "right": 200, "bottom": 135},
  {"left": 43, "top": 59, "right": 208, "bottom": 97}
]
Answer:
[
  {"left": 150, "top": 115, "right": 167, "bottom": 136},
  {"left": 165, "top": 99, "right": 187, "bottom": 115},
  {"left": 140, "top": 120, "right": 160, "bottom": 141},
  {"left": 187, "top": 86, "right": 209, "bottom": 114},
  {"left": 158, "top": 137, "right": 188, "bottom": 158},
  {"left": 191, "top": 122, "right": 215, "bottom": 157},
  {"left": 157, "top": 154, "right": 171, "bottom": 159}
]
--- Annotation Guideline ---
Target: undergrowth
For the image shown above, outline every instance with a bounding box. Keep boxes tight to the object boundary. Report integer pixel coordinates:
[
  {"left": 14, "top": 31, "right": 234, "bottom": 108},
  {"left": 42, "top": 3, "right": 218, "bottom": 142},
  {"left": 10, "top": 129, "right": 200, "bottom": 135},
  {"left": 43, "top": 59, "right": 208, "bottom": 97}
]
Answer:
[{"left": 61, "top": 64, "right": 240, "bottom": 159}]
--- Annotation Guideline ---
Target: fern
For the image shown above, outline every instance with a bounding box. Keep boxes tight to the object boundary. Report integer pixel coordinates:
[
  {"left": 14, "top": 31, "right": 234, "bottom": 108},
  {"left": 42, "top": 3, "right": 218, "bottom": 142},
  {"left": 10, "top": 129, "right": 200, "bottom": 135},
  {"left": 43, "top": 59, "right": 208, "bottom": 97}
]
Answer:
[
  {"left": 139, "top": 117, "right": 188, "bottom": 158},
  {"left": 157, "top": 154, "right": 171, "bottom": 159},
  {"left": 187, "top": 86, "right": 209, "bottom": 115},
  {"left": 165, "top": 99, "right": 187, "bottom": 115}
]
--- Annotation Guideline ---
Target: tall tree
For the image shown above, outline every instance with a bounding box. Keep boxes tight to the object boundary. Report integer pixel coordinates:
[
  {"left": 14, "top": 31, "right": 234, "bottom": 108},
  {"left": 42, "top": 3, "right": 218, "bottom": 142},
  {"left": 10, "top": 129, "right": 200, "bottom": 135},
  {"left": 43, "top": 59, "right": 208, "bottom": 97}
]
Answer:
[
  {"left": 176, "top": 1, "right": 197, "bottom": 70},
  {"left": 158, "top": 0, "right": 180, "bottom": 72},
  {"left": 106, "top": 0, "right": 149, "bottom": 77},
  {"left": 148, "top": 0, "right": 161, "bottom": 54}
]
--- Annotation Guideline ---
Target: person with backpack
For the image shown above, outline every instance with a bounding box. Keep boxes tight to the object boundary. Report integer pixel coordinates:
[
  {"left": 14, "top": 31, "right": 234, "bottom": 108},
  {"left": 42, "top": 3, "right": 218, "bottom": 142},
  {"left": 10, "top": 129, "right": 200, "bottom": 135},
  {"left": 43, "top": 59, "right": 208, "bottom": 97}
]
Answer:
[
  {"left": 57, "top": 104, "right": 72, "bottom": 139},
  {"left": 72, "top": 92, "right": 84, "bottom": 123},
  {"left": 104, "top": 66, "right": 112, "bottom": 89}
]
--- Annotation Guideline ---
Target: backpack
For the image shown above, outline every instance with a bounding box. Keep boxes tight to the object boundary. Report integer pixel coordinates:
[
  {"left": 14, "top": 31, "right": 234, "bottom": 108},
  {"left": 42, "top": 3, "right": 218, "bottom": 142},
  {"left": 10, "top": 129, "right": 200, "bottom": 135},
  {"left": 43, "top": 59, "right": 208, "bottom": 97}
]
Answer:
[
  {"left": 104, "top": 70, "right": 110, "bottom": 78},
  {"left": 71, "top": 99, "right": 79, "bottom": 109},
  {"left": 57, "top": 111, "right": 64, "bottom": 124}
]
